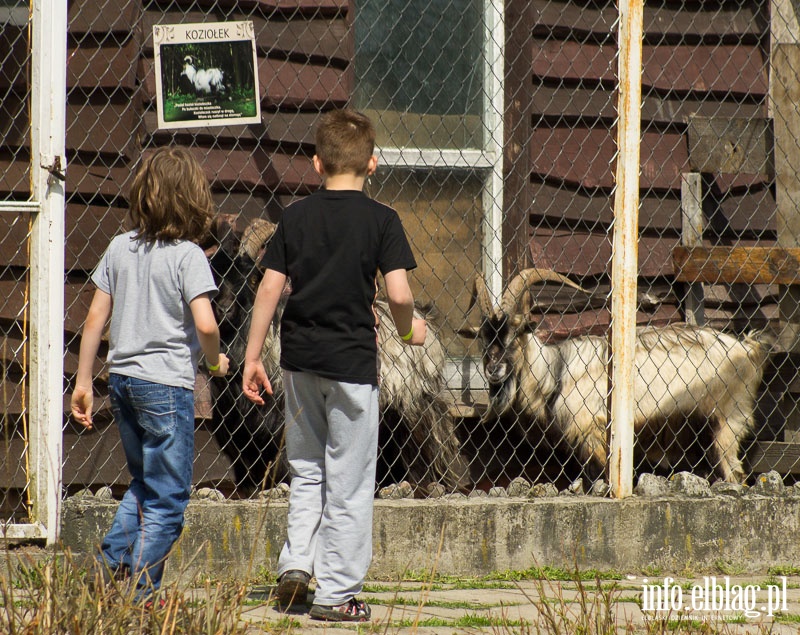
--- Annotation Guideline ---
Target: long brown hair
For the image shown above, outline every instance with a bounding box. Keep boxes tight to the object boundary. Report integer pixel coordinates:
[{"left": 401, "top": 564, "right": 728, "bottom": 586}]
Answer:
[{"left": 128, "top": 146, "right": 215, "bottom": 243}]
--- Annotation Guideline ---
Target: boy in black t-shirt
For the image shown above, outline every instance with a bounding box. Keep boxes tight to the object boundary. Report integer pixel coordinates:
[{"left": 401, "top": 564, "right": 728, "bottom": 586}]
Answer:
[{"left": 243, "top": 109, "right": 426, "bottom": 622}]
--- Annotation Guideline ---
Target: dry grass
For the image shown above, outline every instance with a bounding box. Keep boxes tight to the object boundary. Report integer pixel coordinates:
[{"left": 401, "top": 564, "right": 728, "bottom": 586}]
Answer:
[
  {"left": 0, "top": 548, "right": 787, "bottom": 634},
  {"left": 0, "top": 548, "right": 253, "bottom": 635}
]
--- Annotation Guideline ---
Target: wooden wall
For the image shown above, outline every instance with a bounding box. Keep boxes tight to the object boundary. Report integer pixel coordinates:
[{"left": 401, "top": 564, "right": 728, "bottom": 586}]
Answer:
[{"left": 503, "top": 0, "right": 774, "bottom": 338}]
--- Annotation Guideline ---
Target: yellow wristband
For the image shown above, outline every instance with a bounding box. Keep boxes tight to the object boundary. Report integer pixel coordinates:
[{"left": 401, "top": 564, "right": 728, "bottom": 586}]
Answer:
[
  {"left": 207, "top": 361, "right": 220, "bottom": 372},
  {"left": 400, "top": 327, "right": 414, "bottom": 341}
]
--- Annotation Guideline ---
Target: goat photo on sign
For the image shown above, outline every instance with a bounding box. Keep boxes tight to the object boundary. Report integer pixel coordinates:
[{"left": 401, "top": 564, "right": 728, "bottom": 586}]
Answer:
[
  {"left": 153, "top": 22, "right": 260, "bottom": 129},
  {"left": 179, "top": 55, "right": 228, "bottom": 96}
]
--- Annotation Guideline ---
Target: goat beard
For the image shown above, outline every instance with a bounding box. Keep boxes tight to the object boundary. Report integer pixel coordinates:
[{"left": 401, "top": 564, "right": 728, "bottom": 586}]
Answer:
[{"left": 483, "top": 374, "right": 517, "bottom": 422}]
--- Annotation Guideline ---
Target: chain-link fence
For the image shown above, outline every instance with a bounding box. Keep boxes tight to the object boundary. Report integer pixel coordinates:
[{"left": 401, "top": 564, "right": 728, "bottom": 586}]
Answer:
[
  {"left": 3, "top": 0, "right": 800, "bottom": 513},
  {"left": 0, "top": 2, "right": 33, "bottom": 525}
]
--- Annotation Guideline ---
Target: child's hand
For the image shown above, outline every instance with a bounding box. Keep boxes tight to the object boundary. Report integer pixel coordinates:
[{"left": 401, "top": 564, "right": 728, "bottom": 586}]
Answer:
[
  {"left": 71, "top": 386, "right": 94, "bottom": 430},
  {"left": 403, "top": 318, "right": 427, "bottom": 346},
  {"left": 242, "top": 359, "right": 273, "bottom": 405},
  {"left": 208, "top": 354, "right": 230, "bottom": 377}
]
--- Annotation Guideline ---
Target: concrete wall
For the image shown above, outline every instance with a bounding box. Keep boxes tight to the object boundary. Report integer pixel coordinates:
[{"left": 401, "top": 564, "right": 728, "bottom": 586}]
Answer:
[{"left": 59, "top": 493, "right": 800, "bottom": 581}]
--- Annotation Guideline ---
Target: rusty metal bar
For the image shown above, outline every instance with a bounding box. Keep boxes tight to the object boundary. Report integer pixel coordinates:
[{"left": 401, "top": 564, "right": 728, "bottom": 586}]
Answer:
[{"left": 608, "top": 0, "right": 644, "bottom": 498}]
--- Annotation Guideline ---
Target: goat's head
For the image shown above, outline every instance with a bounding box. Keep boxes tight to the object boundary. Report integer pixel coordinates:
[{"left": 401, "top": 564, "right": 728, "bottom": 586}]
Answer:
[
  {"left": 209, "top": 218, "right": 277, "bottom": 338},
  {"left": 459, "top": 268, "right": 589, "bottom": 417}
]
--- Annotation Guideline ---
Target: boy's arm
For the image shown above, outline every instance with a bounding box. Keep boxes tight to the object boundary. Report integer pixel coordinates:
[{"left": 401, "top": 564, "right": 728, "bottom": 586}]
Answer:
[
  {"left": 189, "top": 293, "right": 229, "bottom": 377},
  {"left": 71, "top": 289, "right": 112, "bottom": 429},
  {"left": 383, "top": 269, "right": 426, "bottom": 346},
  {"left": 243, "top": 268, "right": 287, "bottom": 404}
]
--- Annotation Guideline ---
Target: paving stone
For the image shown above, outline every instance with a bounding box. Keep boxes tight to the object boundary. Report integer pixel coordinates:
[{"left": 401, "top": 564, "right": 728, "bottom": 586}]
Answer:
[
  {"left": 711, "top": 481, "right": 746, "bottom": 497},
  {"left": 506, "top": 477, "right": 531, "bottom": 498},
  {"left": 568, "top": 477, "right": 585, "bottom": 495},
  {"left": 235, "top": 574, "right": 800, "bottom": 634},
  {"left": 192, "top": 487, "right": 225, "bottom": 501},
  {"left": 589, "top": 479, "right": 610, "bottom": 497},
  {"left": 750, "top": 470, "right": 786, "bottom": 496}
]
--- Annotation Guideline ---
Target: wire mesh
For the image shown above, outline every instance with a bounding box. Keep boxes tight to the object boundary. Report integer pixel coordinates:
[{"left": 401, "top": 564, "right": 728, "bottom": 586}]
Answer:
[
  {"left": 3, "top": 0, "right": 798, "bottom": 507},
  {"left": 0, "top": 2, "right": 33, "bottom": 524}
]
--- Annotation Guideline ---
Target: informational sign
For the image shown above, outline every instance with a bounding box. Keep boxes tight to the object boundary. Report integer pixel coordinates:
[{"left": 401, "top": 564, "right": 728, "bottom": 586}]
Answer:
[{"left": 153, "top": 21, "right": 261, "bottom": 129}]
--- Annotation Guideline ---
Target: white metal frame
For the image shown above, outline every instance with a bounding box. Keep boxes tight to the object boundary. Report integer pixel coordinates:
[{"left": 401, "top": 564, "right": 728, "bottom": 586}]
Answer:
[
  {"left": 375, "top": 0, "right": 505, "bottom": 304},
  {"left": 1, "top": 0, "right": 67, "bottom": 544},
  {"left": 482, "top": 0, "right": 505, "bottom": 305}
]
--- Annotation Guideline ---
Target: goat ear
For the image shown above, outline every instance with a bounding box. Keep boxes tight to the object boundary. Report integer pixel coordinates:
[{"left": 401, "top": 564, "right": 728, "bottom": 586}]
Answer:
[{"left": 457, "top": 325, "right": 481, "bottom": 339}]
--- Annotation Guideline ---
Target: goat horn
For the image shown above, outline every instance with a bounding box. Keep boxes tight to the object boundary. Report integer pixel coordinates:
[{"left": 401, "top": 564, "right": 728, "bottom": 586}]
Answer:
[
  {"left": 470, "top": 274, "right": 495, "bottom": 317},
  {"left": 237, "top": 218, "right": 277, "bottom": 260},
  {"left": 500, "top": 268, "right": 591, "bottom": 317}
]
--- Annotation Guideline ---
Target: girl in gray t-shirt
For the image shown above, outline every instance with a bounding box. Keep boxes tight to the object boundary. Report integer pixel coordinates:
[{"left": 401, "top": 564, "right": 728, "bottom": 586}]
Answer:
[{"left": 70, "top": 147, "right": 229, "bottom": 602}]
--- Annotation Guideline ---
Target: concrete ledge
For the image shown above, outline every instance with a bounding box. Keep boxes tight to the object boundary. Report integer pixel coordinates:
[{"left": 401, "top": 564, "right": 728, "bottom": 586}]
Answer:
[{"left": 60, "top": 495, "right": 800, "bottom": 580}]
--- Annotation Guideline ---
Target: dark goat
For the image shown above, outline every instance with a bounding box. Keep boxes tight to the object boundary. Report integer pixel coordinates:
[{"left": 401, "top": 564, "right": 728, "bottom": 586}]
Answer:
[
  {"left": 209, "top": 219, "right": 470, "bottom": 495},
  {"left": 208, "top": 220, "right": 287, "bottom": 494}
]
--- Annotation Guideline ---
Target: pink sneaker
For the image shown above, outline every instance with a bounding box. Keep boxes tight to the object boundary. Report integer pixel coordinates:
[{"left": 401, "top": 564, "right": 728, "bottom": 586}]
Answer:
[{"left": 309, "top": 597, "right": 371, "bottom": 622}]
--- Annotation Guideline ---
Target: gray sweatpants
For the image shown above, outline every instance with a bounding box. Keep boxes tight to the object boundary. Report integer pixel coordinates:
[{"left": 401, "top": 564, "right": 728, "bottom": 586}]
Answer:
[{"left": 277, "top": 370, "right": 380, "bottom": 606}]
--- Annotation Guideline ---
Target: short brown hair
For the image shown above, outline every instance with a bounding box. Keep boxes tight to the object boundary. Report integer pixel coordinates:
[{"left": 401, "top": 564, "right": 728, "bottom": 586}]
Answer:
[
  {"left": 128, "top": 146, "right": 215, "bottom": 243},
  {"left": 314, "top": 109, "right": 376, "bottom": 176}
]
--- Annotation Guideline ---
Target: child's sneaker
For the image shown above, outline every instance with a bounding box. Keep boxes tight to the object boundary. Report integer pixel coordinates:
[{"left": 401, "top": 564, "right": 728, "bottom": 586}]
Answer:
[
  {"left": 143, "top": 597, "right": 167, "bottom": 610},
  {"left": 309, "top": 597, "right": 371, "bottom": 622},
  {"left": 88, "top": 559, "right": 130, "bottom": 591},
  {"left": 276, "top": 569, "right": 310, "bottom": 606}
]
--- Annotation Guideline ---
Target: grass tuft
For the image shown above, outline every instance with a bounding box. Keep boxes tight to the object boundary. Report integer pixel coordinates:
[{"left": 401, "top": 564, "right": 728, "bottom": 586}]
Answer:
[{"left": 0, "top": 548, "right": 252, "bottom": 635}]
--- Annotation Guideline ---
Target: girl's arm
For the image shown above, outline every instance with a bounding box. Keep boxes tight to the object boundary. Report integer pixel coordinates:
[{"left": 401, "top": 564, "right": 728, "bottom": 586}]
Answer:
[
  {"left": 71, "top": 289, "right": 112, "bottom": 429},
  {"left": 189, "top": 293, "right": 229, "bottom": 376}
]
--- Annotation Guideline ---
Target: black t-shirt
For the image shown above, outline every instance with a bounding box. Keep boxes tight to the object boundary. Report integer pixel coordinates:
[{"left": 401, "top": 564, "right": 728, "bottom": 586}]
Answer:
[{"left": 262, "top": 189, "right": 417, "bottom": 385}]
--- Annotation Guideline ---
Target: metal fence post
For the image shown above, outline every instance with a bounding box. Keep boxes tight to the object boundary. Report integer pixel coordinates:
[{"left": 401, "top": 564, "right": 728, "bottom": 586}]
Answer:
[
  {"left": 609, "top": 0, "right": 643, "bottom": 498},
  {"left": 28, "top": 0, "right": 67, "bottom": 544}
]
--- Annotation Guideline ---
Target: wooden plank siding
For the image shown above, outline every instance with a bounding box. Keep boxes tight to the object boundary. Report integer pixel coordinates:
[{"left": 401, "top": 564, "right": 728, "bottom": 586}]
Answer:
[
  {"left": 503, "top": 0, "right": 535, "bottom": 278},
  {"left": 530, "top": 0, "right": 766, "bottom": 40},
  {"left": 674, "top": 246, "right": 800, "bottom": 285},
  {"left": 2, "top": 0, "right": 788, "bottom": 489},
  {"left": 509, "top": 0, "right": 775, "bottom": 343},
  {"left": 532, "top": 41, "right": 768, "bottom": 95}
]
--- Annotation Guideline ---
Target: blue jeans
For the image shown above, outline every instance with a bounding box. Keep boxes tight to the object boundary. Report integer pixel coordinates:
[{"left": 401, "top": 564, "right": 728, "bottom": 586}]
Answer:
[{"left": 101, "top": 374, "right": 194, "bottom": 593}]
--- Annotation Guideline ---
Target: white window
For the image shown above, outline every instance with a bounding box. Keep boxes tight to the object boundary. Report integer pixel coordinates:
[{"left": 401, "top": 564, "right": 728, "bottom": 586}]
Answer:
[{"left": 354, "top": 0, "right": 505, "bottom": 350}]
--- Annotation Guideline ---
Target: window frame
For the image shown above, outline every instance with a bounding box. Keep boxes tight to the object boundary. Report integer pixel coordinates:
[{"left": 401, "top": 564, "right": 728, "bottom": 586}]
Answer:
[{"left": 369, "top": 0, "right": 506, "bottom": 301}]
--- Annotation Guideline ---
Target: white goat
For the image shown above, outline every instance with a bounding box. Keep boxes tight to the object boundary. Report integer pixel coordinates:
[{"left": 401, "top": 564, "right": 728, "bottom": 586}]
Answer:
[
  {"left": 209, "top": 219, "right": 470, "bottom": 494},
  {"left": 180, "top": 55, "right": 226, "bottom": 95},
  {"left": 461, "top": 268, "right": 772, "bottom": 483}
]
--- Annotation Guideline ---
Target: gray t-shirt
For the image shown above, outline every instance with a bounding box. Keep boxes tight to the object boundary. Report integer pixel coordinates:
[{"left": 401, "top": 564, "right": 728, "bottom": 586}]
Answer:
[{"left": 92, "top": 231, "right": 218, "bottom": 390}]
